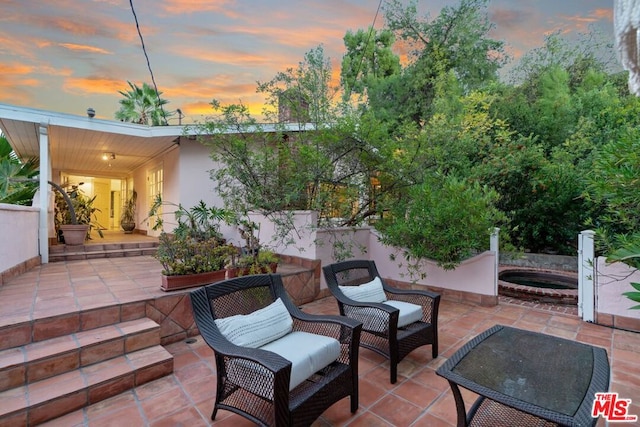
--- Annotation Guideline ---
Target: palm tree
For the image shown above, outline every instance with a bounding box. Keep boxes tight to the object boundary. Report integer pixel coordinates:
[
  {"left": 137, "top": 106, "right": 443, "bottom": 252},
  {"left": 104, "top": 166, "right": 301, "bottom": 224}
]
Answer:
[
  {"left": 114, "top": 81, "right": 172, "bottom": 126},
  {"left": 0, "top": 134, "right": 39, "bottom": 205}
]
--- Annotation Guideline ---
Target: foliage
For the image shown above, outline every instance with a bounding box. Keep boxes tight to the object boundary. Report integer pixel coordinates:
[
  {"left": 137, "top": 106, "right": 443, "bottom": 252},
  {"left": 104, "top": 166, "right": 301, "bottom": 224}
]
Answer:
[
  {"left": 197, "top": 46, "right": 376, "bottom": 229},
  {"left": 376, "top": 174, "right": 504, "bottom": 269},
  {"left": 341, "top": 27, "right": 401, "bottom": 101},
  {"left": 149, "top": 198, "right": 235, "bottom": 276},
  {"left": 120, "top": 189, "right": 137, "bottom": 224},
  {"left": 54, "top": 186, "right": 104, "bottom": 239},
  {"left": 585, "top": 128, "right": 640, "bottom": 255},
  {"left": 0, "top": 134, "right": 39, "bottom": 205},
  {"left": 114, "top": 81, "right": 173, "bottom": 126},
  {"left": 232, "top": 219, "right": 279, "bottom": 275},
  {"left": 606, "top": 242, "right": 640, "bottom": 309},
  {"left": 149, "top": 197, "right": 232, "bottom": 242},
  {"left": 156, "top": 234, "right": 236, "bottom": 276},
  {"left": 198, "top": 1, "right": 639, "bottom": 266},
  {"left": 366, "top": 0, "right": 505, "bottom": 128}
]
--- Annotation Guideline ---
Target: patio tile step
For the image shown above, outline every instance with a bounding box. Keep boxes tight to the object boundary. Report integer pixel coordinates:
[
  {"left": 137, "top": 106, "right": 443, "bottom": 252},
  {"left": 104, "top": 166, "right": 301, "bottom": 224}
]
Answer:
[
  {"left": 0, "top": 345, "right": 173, "bottom": 426},
  {"left": 49, "top": 242, "right": 158, "bottom": 263},
  {"left": 0, "top": 317, "right": 160, "bottom": 393}
]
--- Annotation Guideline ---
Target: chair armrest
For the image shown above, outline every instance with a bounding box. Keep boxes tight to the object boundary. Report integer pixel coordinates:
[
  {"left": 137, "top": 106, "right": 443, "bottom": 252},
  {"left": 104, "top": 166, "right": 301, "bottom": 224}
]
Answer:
[{"left": 339, "top": 301, "right": 400, "bottom": 334}]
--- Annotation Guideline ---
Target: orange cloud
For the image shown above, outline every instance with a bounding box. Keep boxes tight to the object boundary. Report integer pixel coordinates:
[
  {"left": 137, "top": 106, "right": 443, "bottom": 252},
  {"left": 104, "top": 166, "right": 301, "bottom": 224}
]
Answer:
[
  {"left": 63, "top": 77, "right": 128, "bottom": 95},
  {"left": 0, "top": 63, "right": 35, "bottom": 75},
  {"left": 59, "top": 43, "right": 112, "bottom": 54},
  {"left": 161, "top": 0, "right": 239, "bottom": 18}
]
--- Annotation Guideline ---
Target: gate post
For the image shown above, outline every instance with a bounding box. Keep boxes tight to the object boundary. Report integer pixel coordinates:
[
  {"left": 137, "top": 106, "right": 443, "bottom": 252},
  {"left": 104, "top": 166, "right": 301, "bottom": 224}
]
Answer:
[
  {"left": 578, "top": 230, "right": 595, "bottom": 322},
  {"left": 491, "top": 228, "right": 500, "bottom": 297}
]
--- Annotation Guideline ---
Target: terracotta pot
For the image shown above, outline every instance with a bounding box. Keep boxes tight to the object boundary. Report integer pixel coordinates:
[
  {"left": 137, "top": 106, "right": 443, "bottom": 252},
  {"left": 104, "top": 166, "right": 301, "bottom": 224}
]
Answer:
[
  {"left": 160, "top": 269, "right": 227, "bottom": 292},
  {"left": 59, "top": 224, "right": 89, "bottom": 246}
]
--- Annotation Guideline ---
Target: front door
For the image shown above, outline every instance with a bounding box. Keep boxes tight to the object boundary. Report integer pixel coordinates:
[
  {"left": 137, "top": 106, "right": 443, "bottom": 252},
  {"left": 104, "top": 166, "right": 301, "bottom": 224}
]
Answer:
[{"left": 93, "top": 179, "right": 111, "bottom": 230}]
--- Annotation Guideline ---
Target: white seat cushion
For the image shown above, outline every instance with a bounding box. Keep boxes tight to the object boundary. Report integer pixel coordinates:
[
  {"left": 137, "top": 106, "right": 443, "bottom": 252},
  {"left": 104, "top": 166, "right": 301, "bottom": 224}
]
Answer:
[
  {"left": 215, "top": 297, "right": 293, "bottom": 348},
  {"left": 261, "top": 331, "right": 341, "bottom": 390},
  {"left": 384, "top": 300, "right": 423, "bottom": 327},
  {"left": 339, "top": 276, "right": 387, "bottom": 303},
  {"left": 226, "top": 331, "right": 341, "bottom": 399}
]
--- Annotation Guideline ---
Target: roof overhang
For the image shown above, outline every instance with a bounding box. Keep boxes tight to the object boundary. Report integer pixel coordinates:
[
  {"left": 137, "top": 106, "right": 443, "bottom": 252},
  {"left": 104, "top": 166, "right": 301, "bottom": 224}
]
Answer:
[{"left": 0, "top": 103, "right": 184, "bottom": 177}]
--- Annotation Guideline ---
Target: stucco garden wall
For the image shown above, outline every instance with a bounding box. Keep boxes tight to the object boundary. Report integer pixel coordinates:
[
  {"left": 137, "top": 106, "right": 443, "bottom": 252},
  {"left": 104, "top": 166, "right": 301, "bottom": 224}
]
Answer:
[
  {"left": 0, "top": 203, "right": 40, "bottom": 284},
  {"left": 595, "top": 257, "right": 640, "bottom": 331}
]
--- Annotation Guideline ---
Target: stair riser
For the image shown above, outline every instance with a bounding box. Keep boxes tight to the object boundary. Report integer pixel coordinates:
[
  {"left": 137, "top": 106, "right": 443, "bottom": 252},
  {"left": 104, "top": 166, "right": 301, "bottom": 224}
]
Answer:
[
  {"left": 0, "top": 320, "right": 160, "bottom": 392},
  {"left": 0, "top": 347, "right": 173, "bottom": 426},
  {"left": 49, "top": 243, "right": 158, "bottom": 263},
  {"left": 0, "top": 303, "right": 148, "bottom": 351}
]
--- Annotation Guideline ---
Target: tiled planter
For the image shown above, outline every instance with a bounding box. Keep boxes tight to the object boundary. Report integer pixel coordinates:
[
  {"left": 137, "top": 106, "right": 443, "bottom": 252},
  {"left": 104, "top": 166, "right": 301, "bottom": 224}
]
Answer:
[
  {"left": 226, "top": 263, "right": 278, "bottom": 278},
  {"left": 160, "top": 269, "right": 226, "bottom": 292}
]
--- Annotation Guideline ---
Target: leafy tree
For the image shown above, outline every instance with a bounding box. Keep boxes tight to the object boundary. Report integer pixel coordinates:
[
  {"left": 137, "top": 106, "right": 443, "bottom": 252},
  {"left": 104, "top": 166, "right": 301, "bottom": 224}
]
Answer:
[
  {"left": 0, "top": 134, "right": 39, "bottom": 205},
  {"left": 340, "top": 27, "right": 401, "bottom": 101},
  {"left": 114, "top": 81, "right": 172, "bottom": 126},
  {"left": 368, "top": 0, "right": 505, "bottom": 127},
  {"left": 376, "top": 173, "right": 504, "bottom": 269},
  {"left": 585, "top": 128, "right": 640, "bottom": 255}
]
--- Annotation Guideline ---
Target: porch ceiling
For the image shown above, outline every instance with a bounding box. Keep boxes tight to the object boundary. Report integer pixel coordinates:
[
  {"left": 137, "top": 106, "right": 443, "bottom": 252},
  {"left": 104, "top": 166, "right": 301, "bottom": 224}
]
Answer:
[{"left": 0, "top": 103, "right": 184, "bottom": 177}]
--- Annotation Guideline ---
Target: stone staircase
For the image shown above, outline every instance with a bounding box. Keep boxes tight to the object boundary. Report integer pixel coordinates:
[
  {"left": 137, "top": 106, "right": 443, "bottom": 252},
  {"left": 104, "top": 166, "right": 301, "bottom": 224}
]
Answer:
[
  {"left": 49, "top": 241, "right": 158, "bottom": 263},
  {"left": 0, "top": 315, "right": 173, "bottom": 426}
]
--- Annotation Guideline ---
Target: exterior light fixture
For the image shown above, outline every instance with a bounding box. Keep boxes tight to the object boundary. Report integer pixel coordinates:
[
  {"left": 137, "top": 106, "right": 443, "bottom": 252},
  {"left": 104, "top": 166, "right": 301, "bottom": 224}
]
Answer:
[
  {"left": 87, "top": 107, "right": 96, "bottom": 118},
  {"left": 102, "top": 152, "right": 115, "bottom": 161}
]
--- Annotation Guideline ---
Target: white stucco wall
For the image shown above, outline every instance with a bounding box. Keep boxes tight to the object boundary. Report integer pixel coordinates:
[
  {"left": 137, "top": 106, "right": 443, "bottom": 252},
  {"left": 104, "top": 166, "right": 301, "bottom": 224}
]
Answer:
[
  {"left": 596, "top": 257, "right": 640, "bottom": 320},
  {"left": 0, "top": 203, "right": 39, "bottom": 273},
  {"left": 369, "top": 230, "right": 497, "bottom": 296},
  {"left": 249, "top": 211, "right": 319, "bottom": 257}
]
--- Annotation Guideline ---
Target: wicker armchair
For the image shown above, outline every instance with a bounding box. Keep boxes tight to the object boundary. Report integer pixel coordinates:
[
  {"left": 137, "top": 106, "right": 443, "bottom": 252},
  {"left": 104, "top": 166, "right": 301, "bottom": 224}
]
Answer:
[
  {"left": 323, "top": 260, "right": 440, "bottom": 383},
  {"left": 189, "top": 273, "right": 362, "bottom": 427}
]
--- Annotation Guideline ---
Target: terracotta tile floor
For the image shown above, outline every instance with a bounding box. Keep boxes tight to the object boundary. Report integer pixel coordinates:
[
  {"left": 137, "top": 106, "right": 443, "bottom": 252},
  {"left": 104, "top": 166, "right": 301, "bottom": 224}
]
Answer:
[{"left": 2, "top": 255, "right": 640, "bottom": 426}]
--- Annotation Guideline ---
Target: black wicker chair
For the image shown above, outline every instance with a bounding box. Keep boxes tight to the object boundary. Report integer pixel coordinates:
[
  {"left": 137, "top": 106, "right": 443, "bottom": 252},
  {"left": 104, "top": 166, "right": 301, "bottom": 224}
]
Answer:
[
  {"left": 189, "top": 273, "right": 362, "bottom": 427},
  {"left": 323, "top": 260, "right": 440, "bottom": 383}
]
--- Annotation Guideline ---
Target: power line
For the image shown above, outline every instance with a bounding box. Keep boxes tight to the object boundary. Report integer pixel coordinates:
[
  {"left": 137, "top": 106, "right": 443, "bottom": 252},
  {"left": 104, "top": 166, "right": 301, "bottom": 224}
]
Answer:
[
  {"left": 347, "top": 0, "right": 384, "bottom": 100},
  {"left": 128, "top": 0, "right": 169, "bottom": 125}
]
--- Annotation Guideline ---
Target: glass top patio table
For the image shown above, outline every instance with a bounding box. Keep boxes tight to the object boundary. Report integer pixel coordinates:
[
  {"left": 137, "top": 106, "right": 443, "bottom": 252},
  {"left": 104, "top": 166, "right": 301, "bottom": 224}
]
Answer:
[{"left": 436, "top": 324, "right": 610, "bottom": 426}]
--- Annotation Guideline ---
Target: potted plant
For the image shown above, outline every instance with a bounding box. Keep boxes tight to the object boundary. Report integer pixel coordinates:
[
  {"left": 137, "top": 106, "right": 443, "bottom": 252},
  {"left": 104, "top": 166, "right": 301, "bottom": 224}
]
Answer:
[
  {"left": 227, "top": 220, "right": 279, "bottom": 277},
  {"left": 54, "top": 186, "right": 104, "bottom": 244},
  {"left": 47, "top": 180, "right": 106, "bottom": 245},
  {"left": 120, "top": 189, "right": 137, "bottom": 234},
  {"left": 148, "top": 198, "right": 235, "bottom": 291}
]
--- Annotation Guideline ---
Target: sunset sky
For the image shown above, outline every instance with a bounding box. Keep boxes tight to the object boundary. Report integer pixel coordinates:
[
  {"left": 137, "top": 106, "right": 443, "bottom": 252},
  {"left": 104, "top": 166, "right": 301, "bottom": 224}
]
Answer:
[{"left": 0, "top": 0, "right": 613, "bottom": 123}]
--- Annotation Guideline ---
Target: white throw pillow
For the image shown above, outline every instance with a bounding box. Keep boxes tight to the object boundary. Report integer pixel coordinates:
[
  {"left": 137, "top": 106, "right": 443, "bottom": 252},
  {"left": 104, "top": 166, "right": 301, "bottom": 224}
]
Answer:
[
  {"left": 339, "top": 276, "right": 387, "bottom": 303},
  {"left": 215, "top": 297, "right": 293, "bottom": 348}
]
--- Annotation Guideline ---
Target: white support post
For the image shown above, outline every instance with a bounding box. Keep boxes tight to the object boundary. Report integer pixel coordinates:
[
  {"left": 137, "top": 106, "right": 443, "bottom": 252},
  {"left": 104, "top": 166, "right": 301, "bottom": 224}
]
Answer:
[
  {"left": 491, "top": 227, "right": 500, "bottom": 297},
  {"left": 578, "top": 230, "right": 595, "bottom": 322},
  {"left": 39, "top": 122, "right": 50, "bottom": 263}
]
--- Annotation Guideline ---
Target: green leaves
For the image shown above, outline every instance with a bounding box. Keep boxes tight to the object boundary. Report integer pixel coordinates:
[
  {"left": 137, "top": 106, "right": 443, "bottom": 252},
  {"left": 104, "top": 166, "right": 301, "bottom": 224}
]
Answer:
[
  {"left": 377, "top": 174, "right": 504, "bottom": 269},
  {"left": 622, "top": 282, "right": 640, "bottom": 310},
  {"left": 114, "top": 81, "right": 172, "bottom": 126}
]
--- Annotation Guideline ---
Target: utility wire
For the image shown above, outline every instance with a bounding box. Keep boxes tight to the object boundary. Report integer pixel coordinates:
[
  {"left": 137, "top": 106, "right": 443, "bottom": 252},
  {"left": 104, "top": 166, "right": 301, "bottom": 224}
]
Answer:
[
  {"left": 129, "top": 0, "right": 169, "bottom": 125},
  {"left": 347, "top": 0, "right": 384, "bottom": 101}
]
